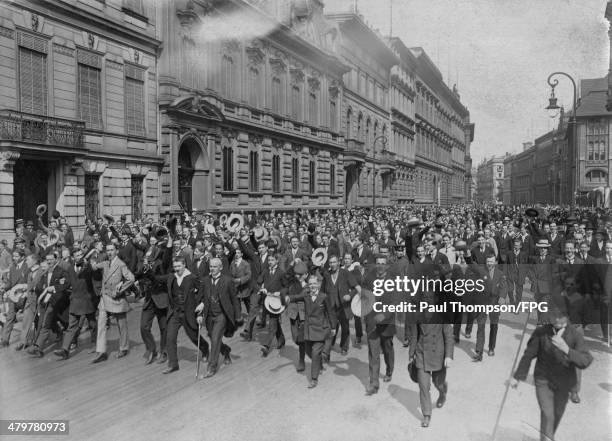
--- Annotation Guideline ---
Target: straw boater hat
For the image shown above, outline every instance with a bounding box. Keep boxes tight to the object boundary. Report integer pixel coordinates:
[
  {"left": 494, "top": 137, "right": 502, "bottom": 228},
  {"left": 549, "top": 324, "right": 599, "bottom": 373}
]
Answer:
[
  {"left": 406, "top": 217, "right": 421, "bottom": 227},
  {"left": 535, "top": 239, "right": 551, "bottom": 248},
  {"left": 351, "top": 288, "right": 375, "bottom": 318},
  {"left": 226, "top": 213, "right": 244, "bottom": 233},
  {"left": 252, "top": 226, "right": 269, "bottom": 243},
  {"left": 311, "top": 248, "right": 328, "bottom": 267},
  {"left": 264, "top": 294, "right": 285, "bottom": 314}
]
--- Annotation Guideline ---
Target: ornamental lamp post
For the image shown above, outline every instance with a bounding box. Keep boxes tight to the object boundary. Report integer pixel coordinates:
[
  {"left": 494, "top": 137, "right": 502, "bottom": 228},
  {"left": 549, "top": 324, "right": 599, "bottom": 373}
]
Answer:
[{"left": 545, "top": 72, "right": 578, "bottom": 208}]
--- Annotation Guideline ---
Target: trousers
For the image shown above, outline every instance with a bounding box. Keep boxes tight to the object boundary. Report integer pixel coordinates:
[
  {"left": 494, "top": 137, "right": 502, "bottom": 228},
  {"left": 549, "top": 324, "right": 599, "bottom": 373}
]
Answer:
[
  {"left": 305, "top": 340, "right": 324, "bottom": 381},
  {"left": 166, "top": 309, "right": 209, "bottom": 369},
  {"left": 535, "top": 378, "right": 569, "bottom": 441},
  {"left": 417, "top": 367, "right": 447, "bottom": 417},
  {"left": 475, "top": 311, "right": 500, "bottom": 353},
  {"left": 62, "top": 312, "right": 97, "bottom": 351},
  {"left": 96, "top": 308, "right": 128, "bottom": 354},
  {"left": 367, "top": 331, "right": 394, "bottom": 389},
  {"left": 140, "top": 301, "right": 167, "bottom": 355},
  {"left": 206, "top": 313, "right": 231, "bottom": 372},
  {"left": 263, "top": 313, "right": 285, "bottom": 349}
]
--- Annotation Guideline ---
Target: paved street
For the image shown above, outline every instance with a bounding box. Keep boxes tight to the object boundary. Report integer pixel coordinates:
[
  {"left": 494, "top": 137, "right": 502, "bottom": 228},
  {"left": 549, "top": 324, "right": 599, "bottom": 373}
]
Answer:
[{"left": 1, "top": 289, "right": 610, "bottom": 441}]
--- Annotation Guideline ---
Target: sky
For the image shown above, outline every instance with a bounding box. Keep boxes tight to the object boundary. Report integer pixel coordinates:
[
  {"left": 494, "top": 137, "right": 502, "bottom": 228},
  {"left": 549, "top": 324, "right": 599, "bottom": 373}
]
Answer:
[{"left": 325, "top": 0, "right": 610, "bottom": 164}]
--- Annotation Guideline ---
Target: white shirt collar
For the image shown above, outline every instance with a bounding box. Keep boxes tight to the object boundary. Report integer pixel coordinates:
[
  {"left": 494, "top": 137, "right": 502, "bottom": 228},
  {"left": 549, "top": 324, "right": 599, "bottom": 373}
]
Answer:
[{"left": 175, "top": 268, "right": 192, "bottom": 286}]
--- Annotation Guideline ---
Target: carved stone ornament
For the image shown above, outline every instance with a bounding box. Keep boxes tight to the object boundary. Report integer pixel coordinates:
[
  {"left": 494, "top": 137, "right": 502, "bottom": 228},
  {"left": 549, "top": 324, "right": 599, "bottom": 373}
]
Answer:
[
  {"left": 134, "top": 50, "right": 140, "bottom": 64},
  {"left": 272, "top": 139, "right": 284, "bottom": 151},
  {"left": 246, "top": 43, "right": 265, "bottom": 66},
  {"left": 87, "top": 33, "right": 95, "bottom": 49},
  {"left": 269, "top": 58, "right": 286, "bottom": 75},
  {"left": 290, "top": 67, "right": 305, "bottom": 85},
  {"left": 222, "top": 38, "right": 240, "bottom": 53},
  {"left": 308, "top": 146, "right": 319, "bottom": 156},
  {"left": 31, "top": 13, "right": 39, "bottom": 32},
  {"left": 250, "top": 134, "right": 264, "bottom": 145},
  {"left": 0, "top": 150, "right": 21, "bottom": 171},
  {"left": 328, "top": 80, "right": 339, "bottom": 98},
  {"left": 307, "top": 74, "right": 320, "bottom": 91},
  {"left": 291, "top": 144, "right": 303, "bottom": 153},
  {"left": 222, "top": 128, "right": 237, "bottom": 140}
]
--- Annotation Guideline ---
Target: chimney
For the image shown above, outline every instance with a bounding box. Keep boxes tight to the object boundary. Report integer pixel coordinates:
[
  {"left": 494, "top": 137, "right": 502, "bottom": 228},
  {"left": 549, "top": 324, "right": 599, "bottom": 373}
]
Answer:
[{"left": 523, "top": 142, "right": 533, "bottom": 151}]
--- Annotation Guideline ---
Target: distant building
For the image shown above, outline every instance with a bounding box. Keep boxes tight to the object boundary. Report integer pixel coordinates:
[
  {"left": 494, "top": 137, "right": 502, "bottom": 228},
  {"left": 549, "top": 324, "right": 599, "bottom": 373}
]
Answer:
[{"left": 475, "top": 156, "right": 505, "bottom": 203}]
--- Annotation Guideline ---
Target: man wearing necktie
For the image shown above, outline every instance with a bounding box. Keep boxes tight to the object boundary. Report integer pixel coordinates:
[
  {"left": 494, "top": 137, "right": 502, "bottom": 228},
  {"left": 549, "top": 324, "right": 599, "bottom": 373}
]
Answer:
[
  {"left": 258, "top": 254, "right": 286, "bottom": 357},
  {"left": 197, "top": 257, "right": 241, "bottom": 378}
]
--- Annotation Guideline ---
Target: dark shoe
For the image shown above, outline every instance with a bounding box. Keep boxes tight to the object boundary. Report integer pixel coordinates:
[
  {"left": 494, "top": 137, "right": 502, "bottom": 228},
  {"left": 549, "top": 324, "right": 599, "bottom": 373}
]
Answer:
[
  {"left": 69, "top": 342, "right": 78, "bottom": 351},
  {"left": 365, "top": 386, "right": 379, "bottom": 396},
  {"left": 54, "top": 349, "right": 69, "bottom": 360},
  {"left": 15, "top": 343, "right": 25, "bottom": 351},
  {"left": 88, "top": 347, "right": 97, "bottom": 354},
  {"left": 322, "top": 354, "right": 330, "bottom": 364},
  {"left": 454, "top": 336, "right": 460, "bottom": 344},
  {"left": 1, "top": 340, "right": 9, "bottom": 348},
  {"left": 261, "top": 346, "right": 270, "bottom": 358},
  {"left": 465, "top": 333, "right": 471, "bottom": 339},
  {"left": 92, "top": 352, "right": 108, "bottom": 364},
  {"left": 472, "top": 352, "right": 483, "bottom": 362},
  {"left": 488, "top": 349, "right": 495, "bottom": 357},
  {"left": 436, "top": 393, "right": 446, "bottom": 408},
  {"left": 308, "top": 379, "right": 318, "bottom": 389},
  {"left": 277, "top": 340, "right": 285, "bottom": 350},
  {"left": 355, "top": 337, "right": 362, "bottom": 345},
  {"left": 296, "top": 360, "right": 305, "bottom": 372},
  {"left": 402, "top": 340, "right": 410, "bottom": 347},
  {"left": 421, "top": 416, "right": 431, "bottom": 428},
  {"left": 383, "top": 374, "right": 392, "bottom": 382},
  {"left": 28, "top": 346, "right": 44, "bottom": 358},
  {"left": 145, "top": 352, "right": 157, "bottom": 365},
  {"left": 340, "top": 349, "right": 348, "bottom": 356},
  {"left": 570, "top": 392, "right": 580, "bottom": 404},
  {"left": 223, "top": 355, "right": 232, "bottom": 365},
  {"left": 202, "top": 369, "right": 216, "bottom": 378},
  {"left": 157, "top": 352, "right": 168, "bottom": 364},
  {"left": 162, "top": 366, "right": 179, "bottom": 374},
  {"left": 116, "top": 350, "right": 129, "bottom": 359}
]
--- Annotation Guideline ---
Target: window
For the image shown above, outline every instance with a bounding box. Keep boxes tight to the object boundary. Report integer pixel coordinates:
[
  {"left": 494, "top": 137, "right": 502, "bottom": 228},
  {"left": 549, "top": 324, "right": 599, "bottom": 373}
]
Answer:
[
  {"left": 222, "top": 146, "right": 233, "bottom": 191},
  {"left": 346, "top": 109, "right": 352, "bottom": 138},
  {"left": 123, "top": 0, "right": 144, "bottom": 15},
  {"left": 292, "top": 158, "right": 300, "bottom": 193},
  {"left": 272, "top": 154, "right": 281, "bottom": 193},
  {"left": 84, "top": 174, "right": 99, "bottom": 221},
  {"left": 586, "top": 170, "right": 607, "bottom": 183},
  {"left": 357, "top": 114, "right": 363, "bottom": 141},
  {"left": 125, "top": 65, "right": 146, "bottom": 136},
  {"left": 131, "top": 176, "right": 143, "bottom": 221},
  {"left": 309, "top": 160, "right": 316, "bottom": 193},
  {"left": 330, "top": 163, "right": 335, "bottom": 195},
  {"left": 329, "top": 99, "right": 337, "bottom": 131},
  {"left": 271, "top": 77, "right": 282, "bottom": 114},
  {"left": 365, "top": 118, "right": 371, "bottom": 147},
  {"left": 222, "top": 56, "right": 234, "bottom": 98},
  {"left": 249, "top": 151, "right": 259, "bottom": 191},
  {"left": 248, "top": 67, "right": 260, "bottom": 108},
  {"left": 291, "top": 85, "right": 301, "bottom": 120},
  {"left": 587, "top": 119, "right": 608, "bottom": 161},
  {"left": 78, "top": 64, "right": 102, "bottom": 128},
  {"left": 308, "top": 92, "right": 318, "bottom": 125},
  {"left": 19, "top": 46, "right": 47, "bottom": 115}
]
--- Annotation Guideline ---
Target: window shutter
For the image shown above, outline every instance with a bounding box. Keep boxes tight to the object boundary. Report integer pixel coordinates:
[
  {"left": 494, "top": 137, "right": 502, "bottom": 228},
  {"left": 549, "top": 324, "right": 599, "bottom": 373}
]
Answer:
[
  {"left": 78, "top": 64, "right": 102, "bottom": 128},
  {"left": 19, "top": 47, "right": 47, "bottom": 115},
  {"left": 125, "top": 75, "right": 145, "bottom": 136}
]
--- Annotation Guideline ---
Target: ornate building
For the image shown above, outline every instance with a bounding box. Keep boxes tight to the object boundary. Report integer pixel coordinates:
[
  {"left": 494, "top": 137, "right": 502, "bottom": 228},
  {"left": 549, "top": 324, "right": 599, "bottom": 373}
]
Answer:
[
  {"left": 326, "top": 12, "right": 397, "bottom": 208},
  {"left": 0, "top": 0, "right": 162, "bottom": 240},
  {"left": 475, "top": 156, "right": 505, "bottom": 203},
  {"left": 158, "top": 0, "right": 348, "bottom": 213},
  {"left": 409, "top": 48, "right": 473, "bottom": 205}
]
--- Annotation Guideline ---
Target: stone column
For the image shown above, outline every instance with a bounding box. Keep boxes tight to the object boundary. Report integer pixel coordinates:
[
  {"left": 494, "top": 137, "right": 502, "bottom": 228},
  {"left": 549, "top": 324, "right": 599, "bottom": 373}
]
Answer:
[{"left": 0, "top": 150, "right": 20, "bottom": 242}]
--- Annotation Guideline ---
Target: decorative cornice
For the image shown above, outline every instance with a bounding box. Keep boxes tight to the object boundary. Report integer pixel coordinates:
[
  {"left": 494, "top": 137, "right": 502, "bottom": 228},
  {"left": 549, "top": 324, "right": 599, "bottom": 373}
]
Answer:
[
  {"left": 53, "top": 43, "right": 74, "bottom": 57},
  {"left": 0, "top": 26, "right": 14, "bottom": 39},
  {"left": 105, "top": 59, "right": 123, "bottom": 71},
  {"left": 0, "top": 150, "right": 21, "bottom": 171}
]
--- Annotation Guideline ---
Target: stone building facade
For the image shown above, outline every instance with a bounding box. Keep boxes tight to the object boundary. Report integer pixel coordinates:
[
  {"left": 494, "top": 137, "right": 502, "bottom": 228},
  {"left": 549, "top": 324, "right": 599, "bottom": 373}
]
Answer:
[
  {"left": 0, "top": 0, "right": 162, "bottom": 240},
  {"left": 475, "top": 156, "right": 505, "bottom": 203}
]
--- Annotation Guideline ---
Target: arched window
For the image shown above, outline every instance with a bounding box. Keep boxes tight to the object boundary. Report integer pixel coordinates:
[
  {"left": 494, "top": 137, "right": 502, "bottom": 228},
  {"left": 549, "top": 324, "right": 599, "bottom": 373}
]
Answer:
[
  {"left": 271, "top": 77, "right": 282, "bottom": 114},
  {"left": 248, "top": 67, "right": 260, "bottom": 107},
  {"left": 586, "top": 170, "right": 607, "bottom": 183},
  {"left": 292, "top": 157, "right": 300, "bottom": 193},
  {"left": 357, "top": 113, "right": 363, "bottom": 141},
  {"left": 330, "top": 163, "right": 336, "bottom": 195},
  {"left": 291, "top": 85, "right": 301, "bottom": 120},
  {"left": 346, "top": 108, "right": 352, "bottom": 138},
  {"left": 222, "top": 55, "right": 234, "bottom": 98},
  {"left": 249, "top": 151, "right": 259, "bottom": 191},
  {"left": 309, "top": 160, "right": 316, "bottom": 193},
  {"left": 272, "top": 154, "right": 281, "bottom": 193},
  {"left": 365, "top": 118, "right": 371, "bottom": 148}
]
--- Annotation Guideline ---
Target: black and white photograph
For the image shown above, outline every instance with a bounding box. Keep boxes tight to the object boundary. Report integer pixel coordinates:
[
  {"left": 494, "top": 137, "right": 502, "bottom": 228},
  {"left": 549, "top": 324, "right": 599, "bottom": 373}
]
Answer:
[{"left": 0, "top": 0, "right": 610, "bottom": 440}]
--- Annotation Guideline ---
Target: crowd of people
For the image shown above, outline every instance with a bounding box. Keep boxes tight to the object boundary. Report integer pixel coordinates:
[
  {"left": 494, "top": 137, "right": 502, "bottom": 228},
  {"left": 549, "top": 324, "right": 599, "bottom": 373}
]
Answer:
[{"left": 0, "top": 203, "right": 607, "bottom": 437}]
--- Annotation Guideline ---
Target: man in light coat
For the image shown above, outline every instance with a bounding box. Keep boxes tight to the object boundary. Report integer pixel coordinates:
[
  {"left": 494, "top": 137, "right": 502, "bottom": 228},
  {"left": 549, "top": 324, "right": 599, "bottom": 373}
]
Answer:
[{"left": 90, "top": 243, "right": 135, "bottom": 363}]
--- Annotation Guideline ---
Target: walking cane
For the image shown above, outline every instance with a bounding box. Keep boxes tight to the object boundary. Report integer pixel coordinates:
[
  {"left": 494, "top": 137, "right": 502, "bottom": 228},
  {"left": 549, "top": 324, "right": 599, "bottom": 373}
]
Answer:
[
  {"left": 196, "top": 320, "right": 202, "bottom": 379},
  {"left": 491, "top": 308, "right": 532, "bottom": 441}
]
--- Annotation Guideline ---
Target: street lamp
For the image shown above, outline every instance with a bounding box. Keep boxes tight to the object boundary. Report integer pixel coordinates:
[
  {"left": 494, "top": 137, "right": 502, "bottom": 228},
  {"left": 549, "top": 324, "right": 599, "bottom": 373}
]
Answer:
[
  {"left": 546, "top": 72, "right": 578, "bottom": 207},
  {"left": 372, "top": 135, "right": 388, "bottom": 210}
]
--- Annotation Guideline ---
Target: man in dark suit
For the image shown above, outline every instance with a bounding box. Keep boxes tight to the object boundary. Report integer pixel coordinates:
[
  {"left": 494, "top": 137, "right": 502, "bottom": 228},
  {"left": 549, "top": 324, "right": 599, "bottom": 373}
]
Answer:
[
  {"left": 285, "top": 273, "right": 337, "bottom": 388},
  {"left": 495, "top": 224, "right": 513, "bottom": 262},
  {"left": 511, "top": 303, "right": 592, "bottom": 441},
  {"left": 28, "top": 252, "right": 71, "bottom": 357},
  {"left": 351, "top": 236, "right": 374, "bottom": 267},
  {"left": 548, "top": 222, "right": 565, "bottom": 258},
  {"left": 162, "top": 256, "right": 209, "bottom": 374},
  {"left": 322, "top": 254, "right": 360, "bottom": 359},
  {"left": 280, "top": 235, "right": 309, "bottom": 272},
  {"left": 137, "top": 245, "right": 171, "bottom": 365},
  {"left": 197, "top": 257, "right": 241, "bottom": 378},
  {"left": 258, "top": 253, "right": 286, "bottom": 357},
  {"left": 118, "top": 232, "right": 138, "bottom": 273},
  {"left": 54, "top": 248, "right": 98, "bottom": 359},
  {"left": 472, "top": 254, "right": 507, "bottom": 361},
  {"left": 363, "top": 255, "right": 396, "bottom": 395},
  {"left": 190, "top": 245, "right": 210, "bottom": 284},
  {"left": 589, "top": 229, "right": 606, "bottom": 258},
  {"left": 470, "top": 234, "right": 494, "bottom": 265},
  {"left": 504, "top": 238, "right": 529, "bottom": 305},
  {"left": 0, "top": 249, "right": 29, "bottom": 346}
]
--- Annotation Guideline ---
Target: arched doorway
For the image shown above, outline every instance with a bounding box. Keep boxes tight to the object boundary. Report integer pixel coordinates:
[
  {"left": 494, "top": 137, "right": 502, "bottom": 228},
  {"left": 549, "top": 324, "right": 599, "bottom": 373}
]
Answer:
[
  {"left": 177, "top": 137, "right": 211, "bottom": 212},
  {"left": 178, "top": 146, "right": 194, "bottom": 212},
  {"left": 13, "top": 158, "right": 57, "bottom": 224}
]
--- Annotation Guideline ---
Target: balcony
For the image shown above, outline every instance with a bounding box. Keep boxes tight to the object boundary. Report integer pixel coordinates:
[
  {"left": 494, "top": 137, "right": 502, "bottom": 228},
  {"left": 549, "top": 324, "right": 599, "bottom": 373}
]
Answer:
[
  {"left": 344, "top": 138, "right": 366, "bottom": 165},
  {"left": 0, "top": 109, "right": 85, "bottom": 149},
  {"left": 379, "top": 150, "right": 397, "bottom": 174}
]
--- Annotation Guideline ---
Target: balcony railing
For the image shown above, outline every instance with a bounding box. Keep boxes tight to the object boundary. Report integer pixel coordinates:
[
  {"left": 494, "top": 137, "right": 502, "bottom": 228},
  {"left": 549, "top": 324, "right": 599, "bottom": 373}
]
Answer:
[
  {"left": 381, "top": 150, "right": 396, "bottom": 163},
  {"left": 0, "top": 109, "right": 85, "bottom": 149},
  {"left": 345, "top": 138, "right": 365, "bottom": 155}
]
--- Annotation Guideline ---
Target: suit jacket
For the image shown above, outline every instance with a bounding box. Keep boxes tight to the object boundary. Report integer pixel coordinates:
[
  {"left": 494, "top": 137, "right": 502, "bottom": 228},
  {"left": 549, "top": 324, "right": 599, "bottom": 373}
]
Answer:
[
  {"left": 67, "top": 263, "right": 97, "bottom": 315},
  {"left": 229, "top": 258, "right": 252, "bottom": 299},
  {"left": 92, "top": 257, "right": 135, "bottom": 313},
  {"left": 351, "top": 245, "right": 374, "bottom": 266},
  {"left": 200, "top": 274, "right": 241, "bottom": 332},
  {"left": 477, "top": 266, "right": 507, "bottom": 304},
  {"left": 589, "top": 240, "right": 605, "bottom": 259},
  {"left": 5, "top": 261, "right": 28, "bottom": 289},
  {"left": 118, "top": 241, "right": 138, "bottom": 273},
  {"left": 548, "top": 234, "right": 565, "bottom": 257},
  {"left": 287, "top": 289, "right": 336, "bottom": 342},
  {"left": 322, "top": 268, "right": 358, "bottom": 318},
  {"left": 470, "top": 245, "right": 495, "bottom": 265},
  {"left": 528, "top": 255, "right": 556, "bottom": 298},
  {"left": 280, "top": 247, "right": 309, "bottom": 272},
  {"left": 514, "top": 324, "right": 592, "bottom": 391},
  {"left": 190, "top": 258, "right": 210, "bottom": 286},
  {"left": 407, "top": 322, "right": 454, "bottom": 372},
  {"left": 495, "top": 234, "right": 513, "bottom": 257},
  {"left": 258, "top": 266, "right": 285, "bottom": 294},
  {"left": 166, "top": 272, "right": 201, "bottom": 329},
  {"left": 504, "top": 249, "right": 529, "bottom": 280},
  {"left": 35, "top": 265, "right": 71, "bottom": 312}
]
